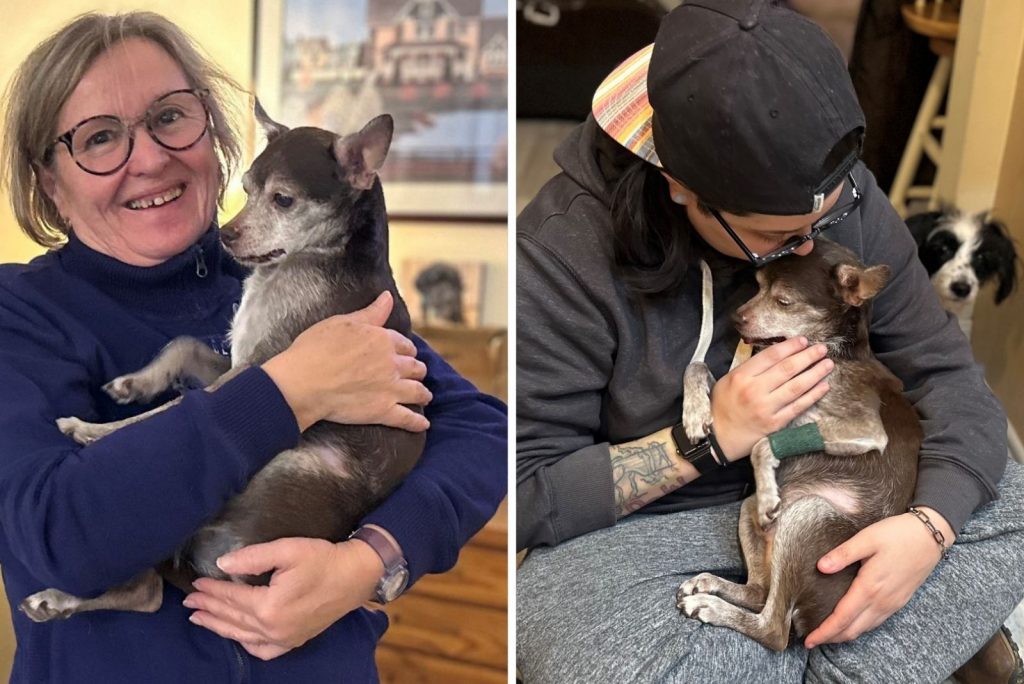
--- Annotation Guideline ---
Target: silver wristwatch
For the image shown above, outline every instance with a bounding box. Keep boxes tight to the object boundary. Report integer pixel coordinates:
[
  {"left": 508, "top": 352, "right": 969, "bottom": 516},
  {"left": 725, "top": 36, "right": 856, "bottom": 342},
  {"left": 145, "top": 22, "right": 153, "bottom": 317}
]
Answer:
[{"left": 349, "top": 526, "right": 409, "bottom": 603}]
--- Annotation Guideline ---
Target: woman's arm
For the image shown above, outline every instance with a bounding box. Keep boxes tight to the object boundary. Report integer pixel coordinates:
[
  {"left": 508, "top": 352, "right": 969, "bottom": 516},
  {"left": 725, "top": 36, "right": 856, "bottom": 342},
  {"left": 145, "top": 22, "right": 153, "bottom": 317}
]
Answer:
[
  {"left": 0, "top": 288, "right": 429, "bottom": 597},
  {"left": 360, "top": 337, "right": 508, "bottom": 581},
  {"left": 185, "top": 339, "right": 508, "bottom": 658},
  {"left": 0, "top": 321, "right": 299, "bottom": 597}
]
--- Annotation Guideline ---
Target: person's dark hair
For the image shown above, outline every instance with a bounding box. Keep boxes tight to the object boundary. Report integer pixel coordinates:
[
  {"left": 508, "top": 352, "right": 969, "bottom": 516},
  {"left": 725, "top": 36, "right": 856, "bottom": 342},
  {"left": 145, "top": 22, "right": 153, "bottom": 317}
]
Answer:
[{"left": 610, "top": 160, "right": 697, "bottom": 296}]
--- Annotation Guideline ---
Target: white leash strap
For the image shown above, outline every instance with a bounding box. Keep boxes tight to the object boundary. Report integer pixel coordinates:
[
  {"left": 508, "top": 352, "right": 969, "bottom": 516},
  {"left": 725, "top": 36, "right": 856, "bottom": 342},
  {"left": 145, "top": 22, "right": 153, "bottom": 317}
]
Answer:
[{"left": 689, "top": 259, "right": 714, "bottom": 365}]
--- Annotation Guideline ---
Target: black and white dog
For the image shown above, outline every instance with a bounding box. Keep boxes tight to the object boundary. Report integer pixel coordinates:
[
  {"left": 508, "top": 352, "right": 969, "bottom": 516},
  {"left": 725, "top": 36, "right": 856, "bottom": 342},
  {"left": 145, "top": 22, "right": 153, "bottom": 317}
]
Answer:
[{"left": 906, "top": 209, "right": 1018, "bottom": 335}]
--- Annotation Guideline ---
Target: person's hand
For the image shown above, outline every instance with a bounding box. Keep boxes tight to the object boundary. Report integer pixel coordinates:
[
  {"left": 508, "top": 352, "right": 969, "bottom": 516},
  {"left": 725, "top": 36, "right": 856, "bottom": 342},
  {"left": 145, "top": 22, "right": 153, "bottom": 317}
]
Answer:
[
  {"left": 183, "top": 537, "right": 384, "bottom": 661},
  {"left": 710, "top": 337, "right": 833, "bottom": 461},
  {"left": 804, "top": 507, "right": 954, "bottom": 648},
  {"left": 262, "top": 291, "right": 431, "bottom": 432}
]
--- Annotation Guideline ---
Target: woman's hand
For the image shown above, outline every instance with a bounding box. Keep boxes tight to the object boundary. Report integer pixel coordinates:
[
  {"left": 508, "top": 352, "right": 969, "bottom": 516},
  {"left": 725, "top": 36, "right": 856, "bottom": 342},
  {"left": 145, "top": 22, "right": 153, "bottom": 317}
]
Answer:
[
  {"left": 804, "top": 508, "right": 954, "bottom": 648},
  {"left": 183, "top": 537, "right": 384, "bottom": 661},
  {"left": 262, "top": 291, "right": 432, "bottom": 432},
  {"left": 710, "top": 337, "right": 833, "bottom": 461}
]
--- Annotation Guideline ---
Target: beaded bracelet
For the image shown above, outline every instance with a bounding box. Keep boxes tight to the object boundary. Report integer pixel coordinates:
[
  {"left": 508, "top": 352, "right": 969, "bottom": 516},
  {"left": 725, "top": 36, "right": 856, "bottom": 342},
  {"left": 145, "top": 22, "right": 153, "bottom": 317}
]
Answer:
[{"left": 908, "top": 506, "right": 949, "bottom": 559}]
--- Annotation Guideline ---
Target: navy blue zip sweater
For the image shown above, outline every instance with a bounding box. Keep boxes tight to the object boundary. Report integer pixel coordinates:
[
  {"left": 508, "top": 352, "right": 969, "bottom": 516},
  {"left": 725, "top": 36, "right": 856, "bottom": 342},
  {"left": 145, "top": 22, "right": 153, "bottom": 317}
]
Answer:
[{"left": 0, "top": 226, "right": 508, "bottom": 683}]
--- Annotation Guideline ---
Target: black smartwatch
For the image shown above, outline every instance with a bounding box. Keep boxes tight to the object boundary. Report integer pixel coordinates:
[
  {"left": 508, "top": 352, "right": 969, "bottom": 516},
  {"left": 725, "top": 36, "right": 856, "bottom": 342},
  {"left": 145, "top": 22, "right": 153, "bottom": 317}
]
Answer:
[{"left": 670, "top": 423, "right": 728, "bottom": 475}]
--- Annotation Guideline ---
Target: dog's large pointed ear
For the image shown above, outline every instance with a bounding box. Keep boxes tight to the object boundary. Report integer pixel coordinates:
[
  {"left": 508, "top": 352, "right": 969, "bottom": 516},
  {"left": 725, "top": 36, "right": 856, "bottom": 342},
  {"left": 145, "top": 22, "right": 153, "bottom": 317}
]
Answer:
[
  {"left": 332, "top": 114, "right": 394, "bottom": 191},
  {"left": 835, "top": 263, "right": 890, "bottom": 307},
  {"left": 254, "top": 98, "right": 289, "bottom": 143}
]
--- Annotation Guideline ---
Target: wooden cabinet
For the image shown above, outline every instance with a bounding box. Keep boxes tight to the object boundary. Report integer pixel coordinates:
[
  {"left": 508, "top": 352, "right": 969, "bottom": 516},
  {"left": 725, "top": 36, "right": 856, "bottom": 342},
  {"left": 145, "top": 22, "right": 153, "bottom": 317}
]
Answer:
[
  {"left": 417, "top": 326, "right": 507, "bottom": 402},
  {"left": 376, "top": 500, "right": 507, "bottom": 683},
  {"left": 376, "top": 326, "right": 508, "bottom": 681}
]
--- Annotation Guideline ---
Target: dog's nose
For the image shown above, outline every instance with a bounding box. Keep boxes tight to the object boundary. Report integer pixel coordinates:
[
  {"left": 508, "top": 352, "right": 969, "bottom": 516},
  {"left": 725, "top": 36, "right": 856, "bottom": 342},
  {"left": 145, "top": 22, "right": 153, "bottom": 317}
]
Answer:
[
  {"left": 733, "top": 310, "right": 748, "bottom": 325},
  {"left": 951, "top": 281, "right": 973, "bottom": 299}
]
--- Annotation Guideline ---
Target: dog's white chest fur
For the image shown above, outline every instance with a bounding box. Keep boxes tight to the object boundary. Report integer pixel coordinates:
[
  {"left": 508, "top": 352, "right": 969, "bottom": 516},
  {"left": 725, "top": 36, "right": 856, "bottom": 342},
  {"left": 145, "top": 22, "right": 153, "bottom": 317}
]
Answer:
[{"left": 230, "top": 263, "right": 331, "bottom": 366}]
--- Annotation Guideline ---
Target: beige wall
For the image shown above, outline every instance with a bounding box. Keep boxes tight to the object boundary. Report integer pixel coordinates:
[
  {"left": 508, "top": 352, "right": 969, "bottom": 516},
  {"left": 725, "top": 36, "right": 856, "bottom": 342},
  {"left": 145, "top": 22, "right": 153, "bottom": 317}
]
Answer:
[
  {"left": 0, "top": 1, "right": 507, "bottom": 677},
  {"left": 934, "top": 0, "right": 1024, "bottom": 434},
  {"left": 0, "top": 2, "right": 509, "bottom": 323}
]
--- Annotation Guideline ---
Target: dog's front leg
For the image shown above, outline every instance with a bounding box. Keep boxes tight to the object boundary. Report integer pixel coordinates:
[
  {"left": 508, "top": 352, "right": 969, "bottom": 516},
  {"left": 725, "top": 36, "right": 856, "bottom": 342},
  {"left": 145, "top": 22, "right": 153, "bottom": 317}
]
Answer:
[
  {"left": 750, "top": 437, "right": 782, "bottom": 529},
  {"left": 104, "top": 337, "right": 232, "bottom": 405},
  {"left": 20, "top": 569, "right": 163, "bottom": 622},
  {"left": 816, "top": 413, "right": 888, "bottom": 457},
  {"left": 58, "top": 366, "right": 247, "bottom": 446},
  {"left": 682, "top": 362, "right": 715, "bottom": 442}
]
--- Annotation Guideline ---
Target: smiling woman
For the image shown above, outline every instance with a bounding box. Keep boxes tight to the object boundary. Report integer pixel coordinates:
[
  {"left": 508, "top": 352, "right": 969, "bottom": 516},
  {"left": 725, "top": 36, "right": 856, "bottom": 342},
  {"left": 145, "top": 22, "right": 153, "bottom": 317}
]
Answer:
[
  {"left": 0, "top": 10, "right": 506, "bottom": 684},
  {"left": 33, "top": 39, "right": 222, "bottom": 266}
]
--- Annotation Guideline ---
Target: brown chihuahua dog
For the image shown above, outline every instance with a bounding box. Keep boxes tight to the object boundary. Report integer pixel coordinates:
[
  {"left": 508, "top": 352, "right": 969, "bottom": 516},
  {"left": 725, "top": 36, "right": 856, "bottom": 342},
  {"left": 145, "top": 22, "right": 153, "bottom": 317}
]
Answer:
[{"left": 676, "top": 239, "right": 921, "bottom": 650}]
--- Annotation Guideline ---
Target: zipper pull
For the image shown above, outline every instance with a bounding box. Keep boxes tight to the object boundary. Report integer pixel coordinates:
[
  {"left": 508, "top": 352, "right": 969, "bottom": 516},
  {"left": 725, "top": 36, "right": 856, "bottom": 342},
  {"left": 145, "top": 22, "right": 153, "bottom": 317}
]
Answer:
[{"left": 194, "top": 245, "right": 208, "bottom": 278}]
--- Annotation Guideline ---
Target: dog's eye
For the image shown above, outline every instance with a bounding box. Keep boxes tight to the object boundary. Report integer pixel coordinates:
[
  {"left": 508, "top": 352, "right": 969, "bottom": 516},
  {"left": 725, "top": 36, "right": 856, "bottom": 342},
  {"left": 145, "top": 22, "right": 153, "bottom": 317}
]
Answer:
[
  {"left": 273, "top": 193, "right": 294, "bottom": 209},
  {"left": 776, "top": 297, "right": 792, "bottom": 307}
]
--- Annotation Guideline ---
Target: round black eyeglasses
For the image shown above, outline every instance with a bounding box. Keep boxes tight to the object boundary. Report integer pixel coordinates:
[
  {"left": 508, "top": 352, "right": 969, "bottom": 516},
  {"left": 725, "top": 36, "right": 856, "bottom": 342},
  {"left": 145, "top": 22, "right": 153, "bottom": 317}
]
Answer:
[
  {"left": 45, "top": 88, "right": 210, "bottom": 176},
  {"left": 708, "top": 173, "right": 863, "bottom": 268}
]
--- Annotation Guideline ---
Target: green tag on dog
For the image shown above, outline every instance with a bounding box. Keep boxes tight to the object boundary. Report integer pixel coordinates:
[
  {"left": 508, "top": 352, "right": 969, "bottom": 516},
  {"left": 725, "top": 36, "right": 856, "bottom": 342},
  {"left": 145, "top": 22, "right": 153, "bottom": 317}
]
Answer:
[{"left": 768, "top": 423, "right": 825, "bottom": 459}]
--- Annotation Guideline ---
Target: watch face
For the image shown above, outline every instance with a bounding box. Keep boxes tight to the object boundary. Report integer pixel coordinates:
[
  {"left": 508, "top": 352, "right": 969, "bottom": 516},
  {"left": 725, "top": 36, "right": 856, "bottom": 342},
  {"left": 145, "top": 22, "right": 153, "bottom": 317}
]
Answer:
[{"left": 380, "top": 567, "right": 409, "bottom": 602}]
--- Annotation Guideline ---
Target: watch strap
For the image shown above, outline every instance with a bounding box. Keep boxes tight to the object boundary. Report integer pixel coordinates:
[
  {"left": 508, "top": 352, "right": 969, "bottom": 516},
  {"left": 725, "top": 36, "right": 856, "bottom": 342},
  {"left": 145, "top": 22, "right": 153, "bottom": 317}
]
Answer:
[
  {"left": 671, "top": 422, "right": 726, "bottom": 475},
  {"left": 350, "top": 526, "right": 403, "bottom": 572},
  {"left": 350, "top": 526, "right": 408, "bottom": 602}
]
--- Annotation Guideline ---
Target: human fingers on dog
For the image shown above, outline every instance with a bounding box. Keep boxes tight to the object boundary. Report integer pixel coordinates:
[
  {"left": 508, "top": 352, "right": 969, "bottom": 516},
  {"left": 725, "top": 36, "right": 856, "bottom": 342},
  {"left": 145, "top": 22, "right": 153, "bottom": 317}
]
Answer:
[
  {"left": 346, "top": 290, "right": 395, "bottom": 327},
  {"left": 769, "top": 358, "right": 833, "bottom": 415},
  {"left": 759, "top": 343, "right": 829, "bottom": 392},
  {"left": 240, "top": 641, "right": 293, "bottom": 661},
  {"left": 190, "top": 577, "right": 265, "bottom": 613},
  {"left": 185, "top": 591, "right": 261, "bottom": 636},
  {"left": 383, "top": 405, "right": 430, "bottom": 432},
  {"left": 398, "top": 355, "right": 428, "bottom": 382},
  {"left": 398, "top": 377, "right": 432, "bottom": 405},
  {"left": 740, "top": 336, "right": 808, "bottom": 375},
  {"left": 188, "top": 609, "right": 267, "bottom": 648},
  {"left": 386, "top": 329, "right": 417, "bottom": 357}
]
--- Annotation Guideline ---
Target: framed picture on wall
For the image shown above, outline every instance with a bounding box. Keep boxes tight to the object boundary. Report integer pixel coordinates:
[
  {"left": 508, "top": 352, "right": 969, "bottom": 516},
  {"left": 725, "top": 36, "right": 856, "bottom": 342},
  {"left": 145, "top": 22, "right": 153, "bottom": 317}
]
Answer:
[
  {"left": 255, "top": 0, "right": 508, "bottom": 219},
  {"left": 399, "top": 258, "right": 486, "bottom": 327}
]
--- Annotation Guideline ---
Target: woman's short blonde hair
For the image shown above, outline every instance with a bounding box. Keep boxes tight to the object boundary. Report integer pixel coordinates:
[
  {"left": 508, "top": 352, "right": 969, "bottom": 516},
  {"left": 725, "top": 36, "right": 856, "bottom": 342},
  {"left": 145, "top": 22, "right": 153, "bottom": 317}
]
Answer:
[{"left": 1, "top": 11, "right": 244, "bottom": 249}]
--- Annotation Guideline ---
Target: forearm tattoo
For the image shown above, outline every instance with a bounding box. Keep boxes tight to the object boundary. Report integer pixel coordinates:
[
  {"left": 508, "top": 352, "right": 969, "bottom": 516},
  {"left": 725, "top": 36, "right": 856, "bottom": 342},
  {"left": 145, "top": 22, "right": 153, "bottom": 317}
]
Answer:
[{"left": 610, "top": 438, "right": 689, "bottom": 517}]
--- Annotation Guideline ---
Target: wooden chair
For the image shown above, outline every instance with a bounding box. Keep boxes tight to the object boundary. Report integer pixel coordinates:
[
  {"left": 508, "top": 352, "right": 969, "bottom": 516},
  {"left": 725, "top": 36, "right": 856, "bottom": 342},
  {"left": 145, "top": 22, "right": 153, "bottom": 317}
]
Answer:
[{"left": 889, "top": 1, "right": 961, "bottom": 217}]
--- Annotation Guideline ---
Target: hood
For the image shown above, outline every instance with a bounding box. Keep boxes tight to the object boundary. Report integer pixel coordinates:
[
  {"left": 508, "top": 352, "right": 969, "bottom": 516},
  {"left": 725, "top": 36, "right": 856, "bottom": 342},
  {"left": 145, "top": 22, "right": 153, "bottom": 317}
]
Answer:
[{"left": 551, "top": 114, "right": 642, "bottom": 208}]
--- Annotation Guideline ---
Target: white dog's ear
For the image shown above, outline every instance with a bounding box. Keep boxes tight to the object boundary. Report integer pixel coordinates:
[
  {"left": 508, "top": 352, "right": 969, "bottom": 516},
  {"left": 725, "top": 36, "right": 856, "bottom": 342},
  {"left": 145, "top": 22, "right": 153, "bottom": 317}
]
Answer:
[
  {"left": 836, "top": 263, "right": 890, "bottom": 307},
  {"left": 332, "top": 114, "right": 394, "bottom": 191},
  {"left": 254, "top": 98, "right": 289, "bottom": 142}
]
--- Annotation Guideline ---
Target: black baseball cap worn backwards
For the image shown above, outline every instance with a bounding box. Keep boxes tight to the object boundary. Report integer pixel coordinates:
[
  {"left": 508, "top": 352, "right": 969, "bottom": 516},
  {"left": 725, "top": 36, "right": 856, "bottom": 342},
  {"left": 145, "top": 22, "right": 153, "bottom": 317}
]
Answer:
[{"left": 592, "top": 0, "right": 865, "bottom": 216}]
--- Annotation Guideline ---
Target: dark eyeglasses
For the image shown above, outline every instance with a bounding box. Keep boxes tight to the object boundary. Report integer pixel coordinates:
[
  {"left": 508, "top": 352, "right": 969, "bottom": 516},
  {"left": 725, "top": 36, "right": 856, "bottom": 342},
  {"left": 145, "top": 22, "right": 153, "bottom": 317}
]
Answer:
[
  {"left": 709, "top": 173, "right": 862, "bottom": 267},
  {"left": 45, "top": 88, "right": 211, "bottom": 176}
]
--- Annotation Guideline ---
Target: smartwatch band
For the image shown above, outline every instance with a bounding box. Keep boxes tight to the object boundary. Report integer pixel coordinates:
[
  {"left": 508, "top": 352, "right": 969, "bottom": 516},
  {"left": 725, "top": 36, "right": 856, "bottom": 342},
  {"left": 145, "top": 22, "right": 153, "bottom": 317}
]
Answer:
[{"left": 670, "top": 422, "right": 727, "bottom": 475}]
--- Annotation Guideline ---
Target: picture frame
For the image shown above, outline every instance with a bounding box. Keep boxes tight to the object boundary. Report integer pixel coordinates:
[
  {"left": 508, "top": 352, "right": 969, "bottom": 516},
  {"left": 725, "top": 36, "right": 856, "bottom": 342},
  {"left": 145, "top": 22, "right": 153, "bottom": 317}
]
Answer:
[
  {"left": 399, "top": 258, "right": 486, "bottom": 327},
  {"left": 254, "top": 0, "right": 509, "bottom": 219}
]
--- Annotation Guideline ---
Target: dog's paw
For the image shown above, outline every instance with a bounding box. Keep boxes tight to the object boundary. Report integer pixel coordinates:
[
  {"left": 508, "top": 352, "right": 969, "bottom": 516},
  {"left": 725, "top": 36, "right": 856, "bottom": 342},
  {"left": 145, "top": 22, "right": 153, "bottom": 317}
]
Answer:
[
  {"left": 19, "top": 589, "right": 81, "bottom": 622},
  {"left": 681, "top": 410, "right": 710, "bottom": 444},
  {"left": 678, "top": 594, "right": 728, "bottom": 624},
  {"left": 756, "top": 490, "right": 782, "bottom": 530},
  {"left": 56, "top": 417, "right": 112, "bottom": 445},
  {"left": 103, "top": 373, "right": 163, "bottom": 405},
  {"left": 682, "top": 364, "right": 713, "bottom": 442},
  {"left": 676, "top": 572, "right": 721, "bottom": 602}
]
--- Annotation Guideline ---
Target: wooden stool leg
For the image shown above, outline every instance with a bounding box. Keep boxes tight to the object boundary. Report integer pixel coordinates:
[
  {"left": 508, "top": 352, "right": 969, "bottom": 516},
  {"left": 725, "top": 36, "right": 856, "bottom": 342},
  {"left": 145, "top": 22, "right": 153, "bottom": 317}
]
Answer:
[{"left": 889, "top": 55, "right": 952, "bottom": 217}]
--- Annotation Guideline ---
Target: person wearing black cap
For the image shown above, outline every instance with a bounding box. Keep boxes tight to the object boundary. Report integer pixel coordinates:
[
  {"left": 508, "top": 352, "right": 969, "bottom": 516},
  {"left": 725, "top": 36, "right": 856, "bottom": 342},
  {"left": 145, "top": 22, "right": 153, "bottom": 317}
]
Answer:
[{"left": 516, "top": 0, "right": 1024, "bottom": 681}]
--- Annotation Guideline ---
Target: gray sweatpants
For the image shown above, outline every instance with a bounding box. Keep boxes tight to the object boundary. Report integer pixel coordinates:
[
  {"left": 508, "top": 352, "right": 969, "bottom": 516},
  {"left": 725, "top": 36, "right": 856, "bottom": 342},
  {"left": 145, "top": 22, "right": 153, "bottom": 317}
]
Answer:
[{"left": 517, "top": 461, "right": 1024, "bottom": 684}]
